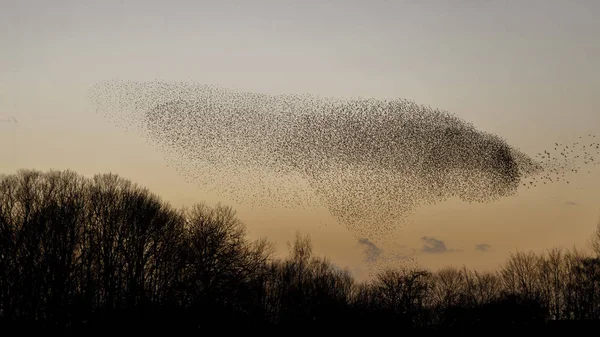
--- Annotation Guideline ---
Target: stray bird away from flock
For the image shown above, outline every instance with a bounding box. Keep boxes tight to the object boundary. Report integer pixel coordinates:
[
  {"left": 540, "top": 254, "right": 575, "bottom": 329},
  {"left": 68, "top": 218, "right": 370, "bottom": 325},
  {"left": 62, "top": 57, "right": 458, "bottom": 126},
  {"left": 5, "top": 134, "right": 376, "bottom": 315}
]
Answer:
[
  {"left": 0, "top": 116, "right": 18, "bottom": 124},
  {"left": 88, "top": 80, "right": 599, "bottom": 241}
]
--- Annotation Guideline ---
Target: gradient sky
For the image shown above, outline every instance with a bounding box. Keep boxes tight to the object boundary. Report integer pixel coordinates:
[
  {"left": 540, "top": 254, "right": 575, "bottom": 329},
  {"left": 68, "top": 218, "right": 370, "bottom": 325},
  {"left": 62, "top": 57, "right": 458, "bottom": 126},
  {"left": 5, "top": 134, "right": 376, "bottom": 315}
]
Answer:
[{"left": 1, "top": 0, "right": 599, "bottom": 279}]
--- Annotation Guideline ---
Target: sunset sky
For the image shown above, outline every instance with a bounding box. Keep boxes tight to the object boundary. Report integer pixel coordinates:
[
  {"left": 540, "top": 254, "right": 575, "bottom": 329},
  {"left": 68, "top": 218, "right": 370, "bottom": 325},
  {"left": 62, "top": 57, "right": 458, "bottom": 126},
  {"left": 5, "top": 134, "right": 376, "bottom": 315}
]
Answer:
[{"left": 1, "top": 0, "right": 599, "bottom": 280}]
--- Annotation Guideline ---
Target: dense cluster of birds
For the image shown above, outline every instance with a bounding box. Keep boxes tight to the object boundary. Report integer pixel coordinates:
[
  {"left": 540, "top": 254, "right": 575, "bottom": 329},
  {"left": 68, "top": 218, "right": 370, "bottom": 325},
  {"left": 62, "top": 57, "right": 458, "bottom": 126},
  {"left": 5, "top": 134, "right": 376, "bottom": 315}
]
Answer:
[{"left": 88, "top": 80, "right": 597, "bottom": 240}]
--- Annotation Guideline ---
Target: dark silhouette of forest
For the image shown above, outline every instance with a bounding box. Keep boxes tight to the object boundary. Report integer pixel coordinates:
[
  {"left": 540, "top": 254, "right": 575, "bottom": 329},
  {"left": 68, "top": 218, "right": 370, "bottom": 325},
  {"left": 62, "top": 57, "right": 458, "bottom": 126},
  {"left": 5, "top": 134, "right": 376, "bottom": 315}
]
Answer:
[{"left": 1, "top": 169, "right": 600, "bottom": 334}]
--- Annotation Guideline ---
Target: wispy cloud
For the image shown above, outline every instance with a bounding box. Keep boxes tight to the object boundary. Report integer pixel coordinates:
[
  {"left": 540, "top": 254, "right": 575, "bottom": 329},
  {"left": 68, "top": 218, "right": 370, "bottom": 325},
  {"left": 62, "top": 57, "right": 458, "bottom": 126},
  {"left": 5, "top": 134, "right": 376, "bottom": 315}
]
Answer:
[
  {"left": 475, "top": 243, "right": 491, "bottom": 252},
  {"left": 565, "top": 201, "right": 579, "bottom": 206},
  {"left": 357, "top": 238, "right": 416, "bottom": 265},
  {"left": 358, "top": 238, "right": 383, "bottom": 263},
  {"left": 421, "top": 236, "right": 456, "bottom": 254}
]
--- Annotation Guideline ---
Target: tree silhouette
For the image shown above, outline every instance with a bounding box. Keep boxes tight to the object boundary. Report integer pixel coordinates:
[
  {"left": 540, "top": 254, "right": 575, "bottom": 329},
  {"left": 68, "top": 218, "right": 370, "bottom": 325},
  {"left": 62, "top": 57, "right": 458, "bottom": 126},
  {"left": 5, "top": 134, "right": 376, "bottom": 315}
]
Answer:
[{"left": 1, "top": 168, "right": 599, "bottom": 333}]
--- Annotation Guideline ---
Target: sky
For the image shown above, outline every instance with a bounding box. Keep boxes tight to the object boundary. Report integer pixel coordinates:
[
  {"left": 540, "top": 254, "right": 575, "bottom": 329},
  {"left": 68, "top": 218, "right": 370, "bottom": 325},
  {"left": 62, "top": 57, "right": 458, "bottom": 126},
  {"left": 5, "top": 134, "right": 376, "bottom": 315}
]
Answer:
[{"left": 1, "top": 0, "right": 599, "bottom": 280}]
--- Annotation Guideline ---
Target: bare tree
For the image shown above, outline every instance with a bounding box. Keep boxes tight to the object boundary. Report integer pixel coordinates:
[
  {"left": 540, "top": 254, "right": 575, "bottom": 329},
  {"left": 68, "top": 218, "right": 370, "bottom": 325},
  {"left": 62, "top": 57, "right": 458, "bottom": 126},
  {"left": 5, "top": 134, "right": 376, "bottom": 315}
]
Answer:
[
  {"left": 461, "top": 268, "right": 501, "bottom": 307},
  {"left": 181, "top": 202, "right": 273, "bottom": 321},
  {"left": 501, "top": 251, "right": 542, "bottom": 301},
  {"left": 432, "top": 266, "right": 466, "bottom": 310},
  {"left": 373, "top": 267, "right": 432, "bottom": 328},
  {"left": 537, "top": 248, "right": 567, "bottom": 320},
  {"left": 589, "top": 217, "right": 600, "bottom": 257},
  {"left": 2, "top": 168, "right": 599, "bottom": 332},
  {"left": 269, "top": 233, "right": 354, "bottom": 326}
]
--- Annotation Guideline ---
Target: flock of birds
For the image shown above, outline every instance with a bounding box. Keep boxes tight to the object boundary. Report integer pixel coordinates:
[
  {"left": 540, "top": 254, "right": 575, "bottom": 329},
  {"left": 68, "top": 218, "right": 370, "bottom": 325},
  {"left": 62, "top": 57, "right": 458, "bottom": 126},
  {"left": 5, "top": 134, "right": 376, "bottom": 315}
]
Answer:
[
  {"left": 88, "top": 80, "right": 598, "bottom": 241},
  {"left": 520, "top": 135, "right": 600, "bottom": 189}
]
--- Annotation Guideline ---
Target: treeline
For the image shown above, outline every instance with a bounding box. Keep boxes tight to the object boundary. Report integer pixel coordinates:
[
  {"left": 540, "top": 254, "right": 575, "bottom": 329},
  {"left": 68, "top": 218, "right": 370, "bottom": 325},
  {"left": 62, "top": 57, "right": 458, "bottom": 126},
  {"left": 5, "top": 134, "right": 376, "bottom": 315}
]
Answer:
[{"left": 1, "top": 169, "right": 599, "bottom": 333}]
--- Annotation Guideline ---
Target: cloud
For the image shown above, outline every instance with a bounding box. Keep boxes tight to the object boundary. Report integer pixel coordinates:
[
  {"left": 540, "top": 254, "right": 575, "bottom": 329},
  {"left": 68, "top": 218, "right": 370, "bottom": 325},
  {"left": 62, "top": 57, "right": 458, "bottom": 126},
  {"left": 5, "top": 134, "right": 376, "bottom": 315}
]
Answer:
[
  {"left": 421, "top": 236, "right": 461, "bottom": 253},
  {"left": 358, "top": 238, "right": 383, "bottom": 263},
  {"left": 475, "top": 243, "right": 491, "bottom": 252},
  {"left": 421, "top": 236, "right": 449, "bottom": 253},
  {"left": 565, "top": 201, "right": 579, "bottom": 206}
]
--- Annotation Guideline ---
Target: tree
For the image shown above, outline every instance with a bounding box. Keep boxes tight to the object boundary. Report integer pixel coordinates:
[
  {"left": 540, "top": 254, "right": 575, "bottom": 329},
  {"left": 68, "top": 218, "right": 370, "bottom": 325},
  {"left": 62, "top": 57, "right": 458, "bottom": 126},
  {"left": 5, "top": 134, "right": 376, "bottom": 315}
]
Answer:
[
  {"left": 501, "top": 251, "right": 542, "bottom": 301},
  {"left": 373, "top": 267, "right": 432, "bottom": 329},
  {"left": 181, "top": 202, "right": 273, "bottom": 325}
]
